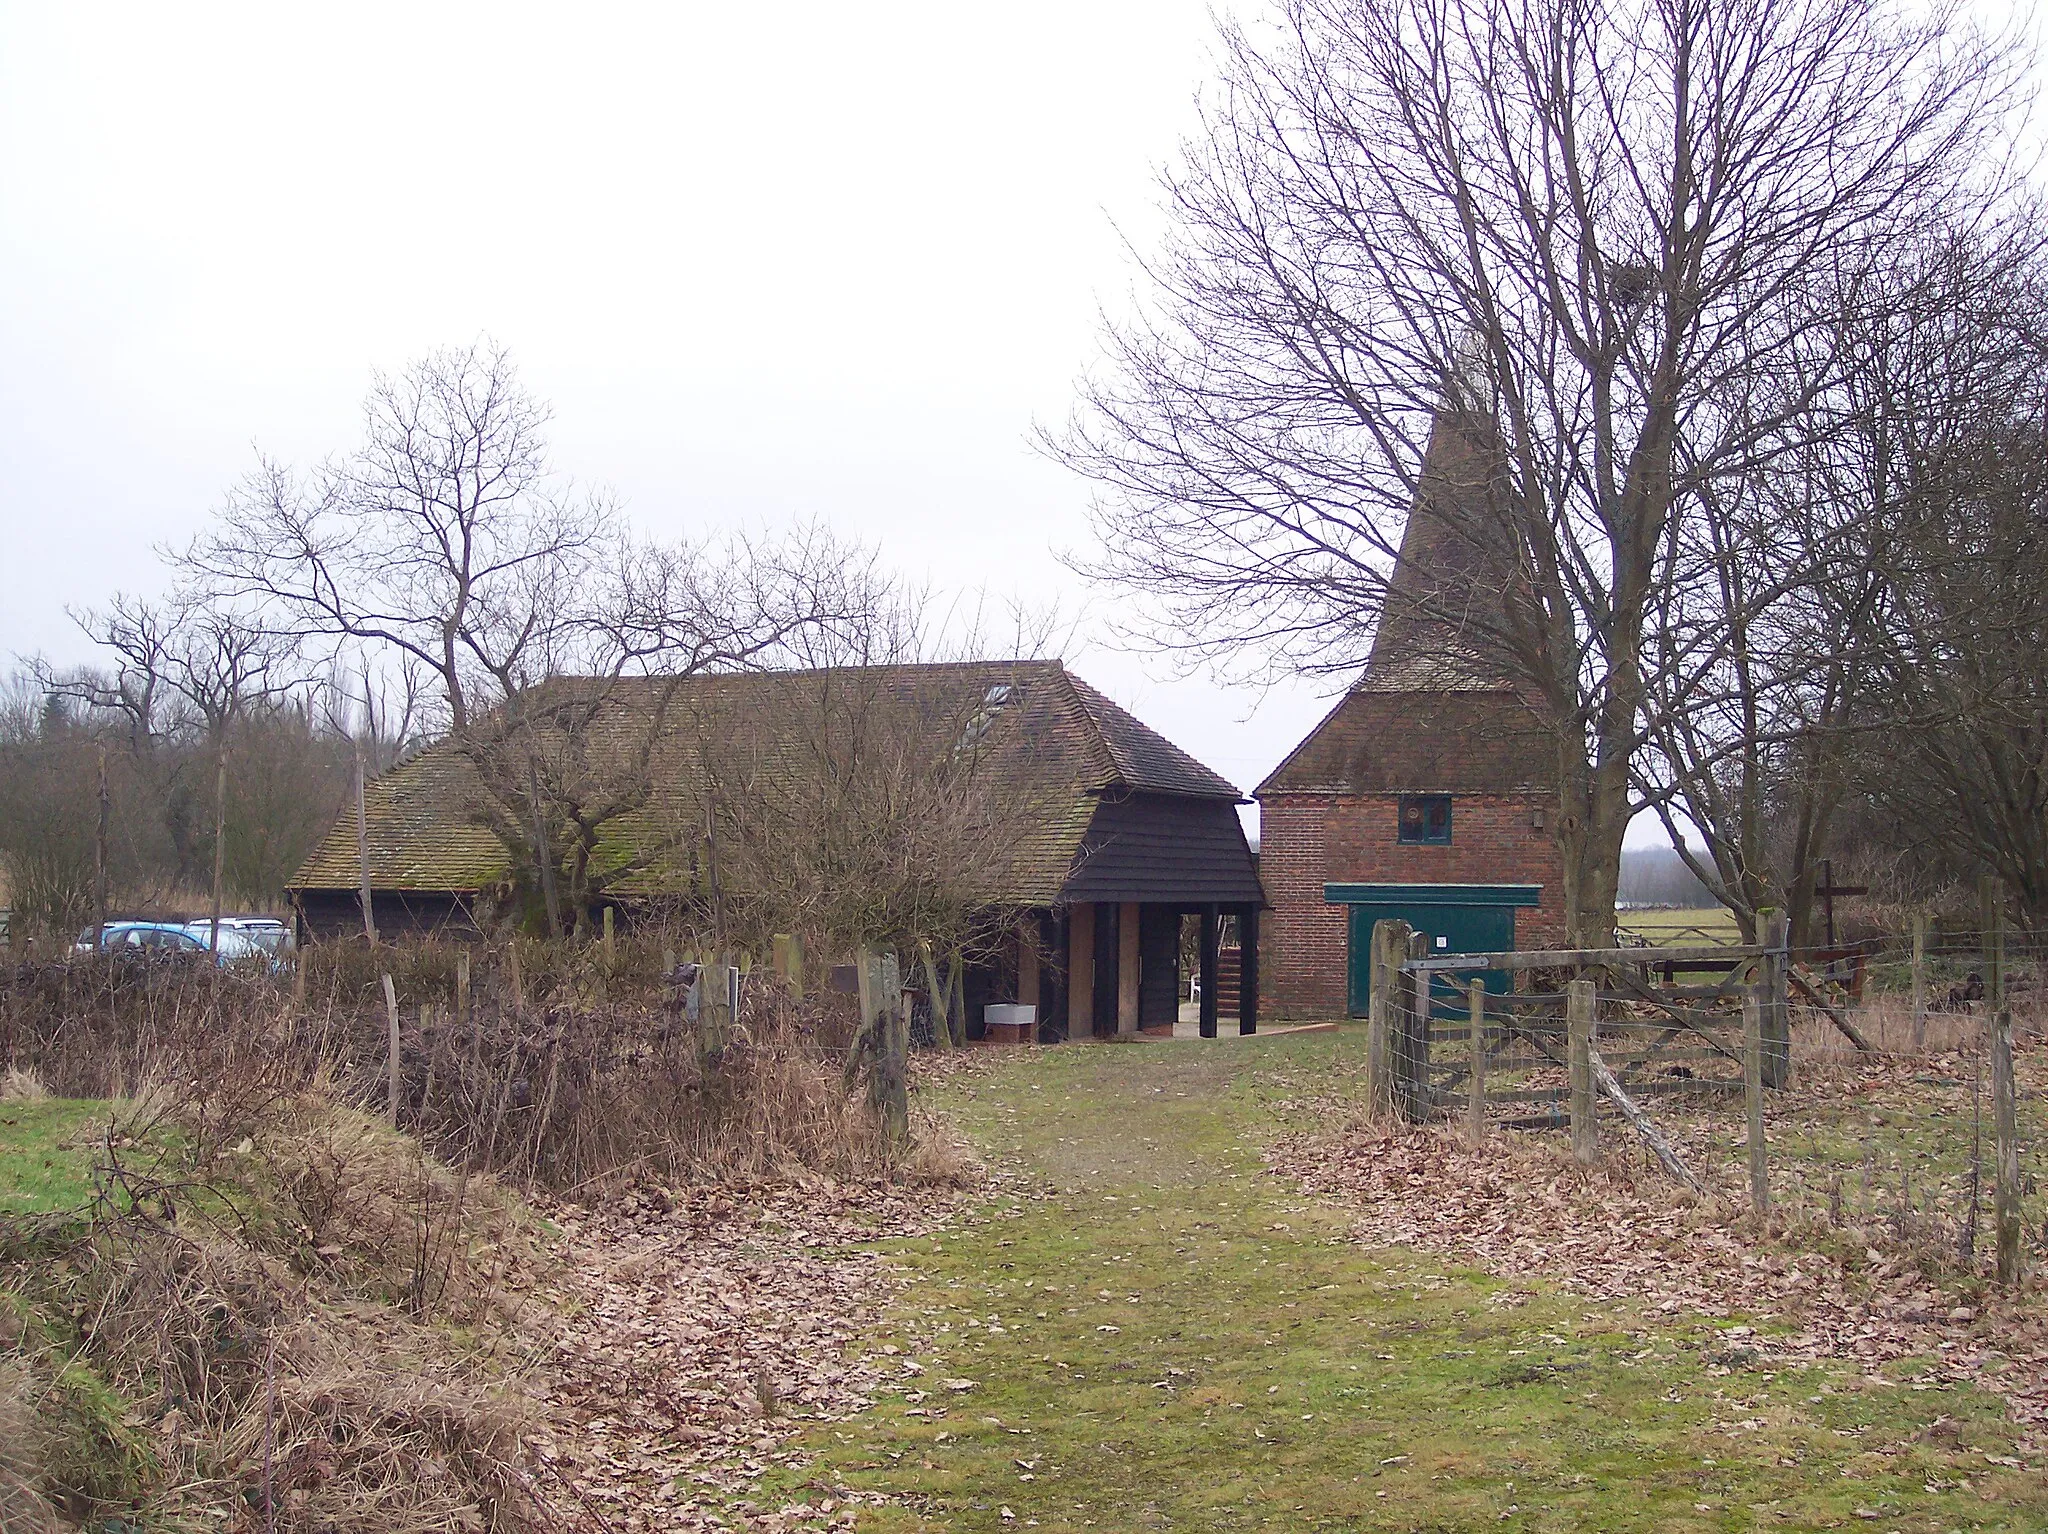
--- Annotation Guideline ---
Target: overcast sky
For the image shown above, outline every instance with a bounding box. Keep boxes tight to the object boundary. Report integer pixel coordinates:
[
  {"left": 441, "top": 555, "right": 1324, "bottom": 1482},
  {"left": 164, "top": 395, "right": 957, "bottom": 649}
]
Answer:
[{"left": 0, "top": 4, "right": 1687, "bottom": 843}]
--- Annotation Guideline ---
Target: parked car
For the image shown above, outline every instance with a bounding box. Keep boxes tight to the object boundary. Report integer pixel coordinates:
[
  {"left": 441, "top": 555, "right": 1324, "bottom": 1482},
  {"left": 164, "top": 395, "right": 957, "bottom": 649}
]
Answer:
[
  {"left": 74, "top": 921, "right": 273, "bottom": 968},
  {"left": 73, "top": 921, "right": 161, "bottom": 953},
  {"left": 184, "top": 916, "right": 294, "bottom": 954}
]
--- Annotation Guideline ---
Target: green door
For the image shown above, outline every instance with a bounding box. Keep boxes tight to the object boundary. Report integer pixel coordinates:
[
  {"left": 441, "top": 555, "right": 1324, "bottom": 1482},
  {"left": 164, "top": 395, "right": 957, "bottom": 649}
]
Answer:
[{"left": 1345, "top": 902, "right": 1516, "bottom": 1016}]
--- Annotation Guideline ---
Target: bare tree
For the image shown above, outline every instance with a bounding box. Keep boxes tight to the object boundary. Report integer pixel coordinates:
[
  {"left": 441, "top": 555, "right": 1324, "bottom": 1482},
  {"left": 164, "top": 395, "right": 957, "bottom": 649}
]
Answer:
[
  {"left": 1055, "top": 0, "right": 2023, "bottom": 943},
  {"left": 185, "top": 339, "right": 610, "bottom": 734},
  {"left": 1855, "top": 373, "right": 2048, "bottom": 928},
  {"left": 183, "top": 341, "right": 893, "bottom": 934},
  {"left": 1636, "top": 227, "right": 2047, "bottom": 941}
]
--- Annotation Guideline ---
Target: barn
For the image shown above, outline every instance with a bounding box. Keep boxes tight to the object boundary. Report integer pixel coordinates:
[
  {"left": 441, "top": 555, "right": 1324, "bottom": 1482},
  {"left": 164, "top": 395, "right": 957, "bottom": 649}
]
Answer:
[
  {"left": 288, "top": 660, "right": 1266, "bottom": 1039},
  {"left": 1255, "top": 411, "right": 1566, "bottom": 1018}
]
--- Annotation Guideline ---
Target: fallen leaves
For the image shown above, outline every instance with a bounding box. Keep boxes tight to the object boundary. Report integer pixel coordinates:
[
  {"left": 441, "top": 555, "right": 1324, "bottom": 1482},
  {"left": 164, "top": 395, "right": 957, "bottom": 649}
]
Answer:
[
  {"left": 521, "top": 1177, "right": 965, "bottom": 1531},
  {"left": 1265, "top": 1049, "right": 2048, "bottom": 1458}
]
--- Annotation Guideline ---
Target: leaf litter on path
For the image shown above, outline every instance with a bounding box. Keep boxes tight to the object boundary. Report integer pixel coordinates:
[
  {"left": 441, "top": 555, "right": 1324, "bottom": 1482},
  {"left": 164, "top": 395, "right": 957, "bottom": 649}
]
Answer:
[
  {"left": 524, "top": 1177, "right": 964, "bottom": 1531},
  {"left": 1264, "top": 1048, "right": 2048, "bottom": 1459}
]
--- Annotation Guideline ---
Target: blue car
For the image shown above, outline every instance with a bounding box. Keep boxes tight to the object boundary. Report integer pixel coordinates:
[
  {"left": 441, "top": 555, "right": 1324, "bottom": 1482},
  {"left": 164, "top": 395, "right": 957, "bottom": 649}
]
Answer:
[{"left": 73, "top": 921, "right": 271, "bottom": 967}]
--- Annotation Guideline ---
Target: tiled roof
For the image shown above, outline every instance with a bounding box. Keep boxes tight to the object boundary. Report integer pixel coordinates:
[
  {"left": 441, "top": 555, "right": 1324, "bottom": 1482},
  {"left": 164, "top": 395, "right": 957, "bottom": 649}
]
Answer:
[
  {"left": 290, "top": 661, "right": 1241, "bottom": 908},
  {"left": 1365, "top": 409, "right": 1525, "bottom": 691}
]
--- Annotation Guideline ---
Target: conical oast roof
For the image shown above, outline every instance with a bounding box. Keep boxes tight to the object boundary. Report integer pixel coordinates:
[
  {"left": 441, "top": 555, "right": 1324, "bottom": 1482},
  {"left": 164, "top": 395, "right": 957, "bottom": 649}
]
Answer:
[{"left": 1361, "top": 408, "right": 1523, "bottom": 692}]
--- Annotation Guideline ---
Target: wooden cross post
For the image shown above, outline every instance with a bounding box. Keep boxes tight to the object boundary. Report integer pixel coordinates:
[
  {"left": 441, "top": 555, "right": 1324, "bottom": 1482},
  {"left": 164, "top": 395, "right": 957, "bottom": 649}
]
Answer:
[{"left": 1814, "top": 860, "right": 1868, "bottom": 955}]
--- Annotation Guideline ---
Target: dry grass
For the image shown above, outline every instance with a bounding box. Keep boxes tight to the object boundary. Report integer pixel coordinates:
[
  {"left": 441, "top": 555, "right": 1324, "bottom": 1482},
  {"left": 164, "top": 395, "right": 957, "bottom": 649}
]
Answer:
[
  {"left": 0, "top": 1359, "right": 59, "bottom": 1534},
  {"left": 1, "top": 951, "right": 931, "bottom": 1193},
  {"left": 1, "top": 1082, "right": 555, "bottom": 1531},
  {"left": 0, "top": 1065, "right": 49, "bottom": 1102}
]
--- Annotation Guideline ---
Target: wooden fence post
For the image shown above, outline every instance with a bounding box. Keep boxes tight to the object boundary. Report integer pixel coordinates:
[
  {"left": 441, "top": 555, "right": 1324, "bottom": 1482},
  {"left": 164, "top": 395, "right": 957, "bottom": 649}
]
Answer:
[
  {"left": 1745, "top": 987, "right": 1769, "bottom": 1214},
  {"left": 1759, "top": 909, "right": 1790, "bottom": 1089},
  {"left": 1993, "top": 1006, "right": 2022, "bottom": 1286},
  {"left": 871, "top": 951, "right": 909, "bottom": 1146},
  {"left": 1404, "top": 930, "right": 1432, "bottom": 1123},
  {"left": 1466, "top": 978, "right": 1486, "bottom": 1148},
  {"left": 1568, "top": 978, "right": 1597, "bottom": 1166},
  {"left": 601, "top": 904, "right": 614, "bottom": 959},
  {"left": 455, "top": 949, "right": 471, "bottom": 1034},
  {"left": 701, "top": 956, "right": 735, "bottom": 1060},
  {"left": 1909, "top": 911, "right": 1927, "bottom": 1053},
  {"left": 921, "top": 943, "right": 953, "bottom": 1052},
  {"left": 1366, "top": 919, "right": 1406, "bottom": 1122},
  {"left": 381, "top": 972, "right": 401, "bottom": 1129},
  {"left": 507, "top": 940, "right": 524, "bottom": 1010},
  {"left": 1974, "top": 868, "right": 2007, "bottom": 1011}
]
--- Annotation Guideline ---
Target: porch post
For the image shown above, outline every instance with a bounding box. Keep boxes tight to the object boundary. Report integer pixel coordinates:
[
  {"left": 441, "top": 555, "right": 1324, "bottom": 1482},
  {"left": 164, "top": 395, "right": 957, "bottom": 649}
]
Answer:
[
  {"left": 1239, "top": 904, "right": 1259, "bottom": 1035},
  {"left": 1117, "top": 901, "right": 1141, "bottom": 1035},
  {"left": 1068, "top": 902, "right": 1096, "bottom": 1041},
  {"left": 1198, "top": 903, "right": 1219, "bottom": 1039},
  {"left": 1018, "top": 921, "right": 1041, "bottom": 1011}
]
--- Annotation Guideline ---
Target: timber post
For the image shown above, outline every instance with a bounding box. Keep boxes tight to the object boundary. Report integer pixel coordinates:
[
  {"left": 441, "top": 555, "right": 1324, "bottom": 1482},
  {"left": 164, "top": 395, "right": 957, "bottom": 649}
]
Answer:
[
  {"left": 455, "top": 950, "right": 471, "bottom": 1034},
  {"left": 1982, "top": 876, "right": 2006, "bottom": 1009},
  {"left": 1069, "top": 903, "right": 1097, "bottom": 1039},
  {"left": 381, "top": 972, "right": 401, "bottom": 1129},
  {"left": 1910, "top": 912, "right": 1927, "bottom": 1052},
  {"left": 871, "top": 950, "right": 909, "bottom": 1147},
  {"left": 1759, "top": 909, "right": 1790, "bottom": 1089},
  {"left": 1403, "top": 929, "right": 1431, "bottom": 1123},
  {"left": 1993, "top": 1006, "right": 2023, "bottom": 1286},
  {"left": 701, "top": 956, "right": 736, "bottom": 1061},
  {"left": 1198, "top": 904, "right": 1220, "bottom": 1040},
  {"left": 1466, "top": 977, "right": 1486, "bottom": 1148},
  {"left": 1117, "top": 903, "right": 1141, "bottom": 1037},
  {"left": 1745, "top": 987, "right": 1769, "bottom": 1214},
  {"left": 1239, "top": 903, "right": 1259, "bottom": 1035},
  {"left": 1567, "top": 977, "right": 1596, "bottom": 1166},
  {"left": 1365, "top": 919, "right": 1406, "bottom": 1122},
  {"left": 921, "top": 943, "right": 953, "bottom": 1052}
]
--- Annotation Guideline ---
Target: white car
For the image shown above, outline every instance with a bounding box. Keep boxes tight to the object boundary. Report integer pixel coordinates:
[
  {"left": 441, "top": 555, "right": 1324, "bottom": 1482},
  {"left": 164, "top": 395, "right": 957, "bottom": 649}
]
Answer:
[{"left": 184, "top": 917, "right": 294, "bottom": 955}]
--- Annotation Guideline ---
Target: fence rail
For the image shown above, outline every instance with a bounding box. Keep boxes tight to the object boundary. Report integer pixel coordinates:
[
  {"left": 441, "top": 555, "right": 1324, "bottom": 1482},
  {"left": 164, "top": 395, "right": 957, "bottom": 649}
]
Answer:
[{"left": 1366, "top": 907, "right": 2033, "bottom": 1288}]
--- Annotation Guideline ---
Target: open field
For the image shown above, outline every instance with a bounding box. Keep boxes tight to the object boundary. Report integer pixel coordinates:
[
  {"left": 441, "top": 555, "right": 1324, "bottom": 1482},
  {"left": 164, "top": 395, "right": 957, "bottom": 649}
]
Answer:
[
  {"left": 1617, "top": 907, "right": 1744, "bottom": 946},
  {"left": 762, "top": 1026, "right": 2045, "bottom": 1532}
]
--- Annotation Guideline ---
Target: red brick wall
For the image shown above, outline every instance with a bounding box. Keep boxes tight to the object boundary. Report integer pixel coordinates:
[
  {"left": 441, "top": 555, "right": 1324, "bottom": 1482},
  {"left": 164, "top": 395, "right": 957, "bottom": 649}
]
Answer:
[{"left": 1258, "top": 791, "right": 1566, "bottom": 1017}]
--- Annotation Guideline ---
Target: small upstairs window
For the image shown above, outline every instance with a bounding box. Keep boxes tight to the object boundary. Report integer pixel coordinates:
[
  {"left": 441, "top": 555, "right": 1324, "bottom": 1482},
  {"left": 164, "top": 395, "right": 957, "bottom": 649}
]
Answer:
[{"left": 1398, "top": 794, "right": 1453, "bottom": 845}]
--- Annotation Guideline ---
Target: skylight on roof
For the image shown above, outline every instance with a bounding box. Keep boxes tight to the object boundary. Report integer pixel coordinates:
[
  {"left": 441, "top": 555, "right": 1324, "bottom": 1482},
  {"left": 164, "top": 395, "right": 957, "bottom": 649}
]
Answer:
[{"left": 955, "top": 681, "right": 1017, "bottom": 754}]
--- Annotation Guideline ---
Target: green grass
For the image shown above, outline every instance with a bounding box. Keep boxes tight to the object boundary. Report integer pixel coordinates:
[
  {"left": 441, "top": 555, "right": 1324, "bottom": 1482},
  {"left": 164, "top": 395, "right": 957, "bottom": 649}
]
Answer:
[
  {"left": 767, "top": 1028, "right": 2044, "bottom": 1531},
  {"left": 0, "top": 1097, "right": 103, "bottom": 1215},
  {"left": 1617, "top": 906, "right": 1743, "bottom": 946}
]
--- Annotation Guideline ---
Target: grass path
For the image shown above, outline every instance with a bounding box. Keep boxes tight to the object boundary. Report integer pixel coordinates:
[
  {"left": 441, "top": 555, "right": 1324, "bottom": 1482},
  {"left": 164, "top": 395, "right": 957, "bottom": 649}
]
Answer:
[{"left": 769, "top": 1027, "right": 2044, "bottom": 1532}]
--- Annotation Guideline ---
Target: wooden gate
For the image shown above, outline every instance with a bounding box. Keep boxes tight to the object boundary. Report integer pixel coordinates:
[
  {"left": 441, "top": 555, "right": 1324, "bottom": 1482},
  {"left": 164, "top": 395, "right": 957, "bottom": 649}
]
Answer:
[{"left": 1363, "top": 920, "right": 1791, "bottom": 1129}]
